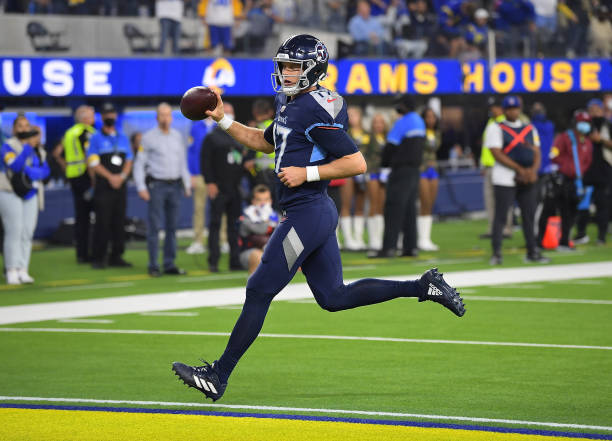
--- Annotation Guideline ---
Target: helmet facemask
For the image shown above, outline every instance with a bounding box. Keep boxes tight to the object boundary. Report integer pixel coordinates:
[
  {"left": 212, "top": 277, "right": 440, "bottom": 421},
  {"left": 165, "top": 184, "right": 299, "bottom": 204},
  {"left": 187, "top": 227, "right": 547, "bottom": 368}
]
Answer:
[{"left": 271, "top": 57, "right": 326, "bottom": 96}]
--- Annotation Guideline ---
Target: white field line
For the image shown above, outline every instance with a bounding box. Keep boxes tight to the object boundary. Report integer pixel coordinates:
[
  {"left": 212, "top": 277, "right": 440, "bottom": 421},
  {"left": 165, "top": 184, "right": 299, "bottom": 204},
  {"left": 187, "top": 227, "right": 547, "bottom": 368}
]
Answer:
[
  {"left": 177, "top": 274, "right": 247, "bottom": 283},
  {"left": 462, "top": 296, "right": 612, "bottom": 305},
  {"left": 57, "top": 319, "right": 114, "bottom": 324},
  {"left": 489, "top": 284, "right": 544, "bottom": 289},
  {"left": 1, "top": 262, "right": 610, "bottom": 325},
  {"left": 43, "top": 282, "right": 134, "bottom": 293},
  {"left": 139, "top": 312, "right": 199, "bottom": 317},
  {"left": 1, "top": 327, "right": 610, "bottom": 350},
  {"left": 0, "top": 395, "right": 610, "bottom": 432}
]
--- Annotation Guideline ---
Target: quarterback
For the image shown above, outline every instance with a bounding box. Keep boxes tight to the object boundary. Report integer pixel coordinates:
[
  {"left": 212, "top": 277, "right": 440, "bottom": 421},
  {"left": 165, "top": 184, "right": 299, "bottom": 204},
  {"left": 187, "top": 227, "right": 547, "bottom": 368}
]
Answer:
[{"left": 172, "top": 35, "right": 465, "bottom": 401}]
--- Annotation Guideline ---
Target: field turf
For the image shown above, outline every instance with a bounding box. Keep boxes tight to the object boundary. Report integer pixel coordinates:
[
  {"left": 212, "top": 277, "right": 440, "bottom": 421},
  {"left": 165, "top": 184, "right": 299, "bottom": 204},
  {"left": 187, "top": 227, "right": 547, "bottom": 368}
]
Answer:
[{"left": 0, "top": 219, "right": 610, "bottom": 440}]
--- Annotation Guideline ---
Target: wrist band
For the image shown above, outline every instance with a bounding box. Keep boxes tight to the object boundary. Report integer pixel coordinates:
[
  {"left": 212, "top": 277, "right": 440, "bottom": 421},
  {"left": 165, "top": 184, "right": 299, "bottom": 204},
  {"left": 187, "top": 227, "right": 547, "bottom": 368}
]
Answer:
[
  {"left": 306, "top": 166, "right": 320, "bottom": 182},
  {"left": 218, "top": 115, "right": 233, "bottom": 131}
]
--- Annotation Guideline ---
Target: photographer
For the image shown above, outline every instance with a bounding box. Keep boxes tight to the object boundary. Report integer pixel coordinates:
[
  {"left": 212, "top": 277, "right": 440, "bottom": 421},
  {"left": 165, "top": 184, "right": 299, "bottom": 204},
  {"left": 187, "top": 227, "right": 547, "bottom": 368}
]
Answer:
[{"left": 0, "top": 116, "right": 50, "bottom": 285}]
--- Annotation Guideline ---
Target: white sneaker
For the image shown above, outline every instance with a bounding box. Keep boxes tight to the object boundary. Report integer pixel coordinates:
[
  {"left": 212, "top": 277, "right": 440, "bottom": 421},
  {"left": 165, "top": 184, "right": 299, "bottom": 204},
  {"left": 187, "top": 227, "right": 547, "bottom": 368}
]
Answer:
[
  {"left": 185, "top": 242, "right": 205, "bottom": 255},
  {"left": 17, "top": 269, "right": 34, "bottom": 284},
  {"left": 6, "top": 268, "right": 21, "bottom": 285}
]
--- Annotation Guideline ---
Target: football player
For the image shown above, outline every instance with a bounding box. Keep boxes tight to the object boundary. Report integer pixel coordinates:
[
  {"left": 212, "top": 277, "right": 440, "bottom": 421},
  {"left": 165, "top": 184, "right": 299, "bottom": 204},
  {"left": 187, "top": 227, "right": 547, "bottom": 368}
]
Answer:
[{"left": 172, "top": 34, "right": 465, "bottom": 401}]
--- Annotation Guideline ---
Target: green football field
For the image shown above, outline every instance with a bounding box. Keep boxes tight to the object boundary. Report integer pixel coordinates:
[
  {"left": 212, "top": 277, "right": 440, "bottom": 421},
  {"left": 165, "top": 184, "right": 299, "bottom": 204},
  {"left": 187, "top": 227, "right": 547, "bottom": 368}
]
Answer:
[{"left": 0, "top": 219, "right": 611, "bottom": 440}]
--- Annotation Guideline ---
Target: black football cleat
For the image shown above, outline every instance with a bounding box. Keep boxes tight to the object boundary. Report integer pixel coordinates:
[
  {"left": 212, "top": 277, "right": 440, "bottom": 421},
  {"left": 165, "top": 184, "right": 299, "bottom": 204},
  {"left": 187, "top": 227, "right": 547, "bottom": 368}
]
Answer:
[
  {"left": 172, "top": 360, "right": 227, "bottom": 401},
  {"left": 418, "top": 268, "right": 465, "bottom": 317}
]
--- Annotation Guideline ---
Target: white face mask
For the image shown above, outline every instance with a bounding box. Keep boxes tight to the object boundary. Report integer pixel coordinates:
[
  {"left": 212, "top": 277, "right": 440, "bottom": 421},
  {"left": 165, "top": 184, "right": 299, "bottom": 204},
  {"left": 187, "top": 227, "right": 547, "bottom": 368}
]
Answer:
[{"left": 606, "top": 100, "right": 612, "bottom": 111}]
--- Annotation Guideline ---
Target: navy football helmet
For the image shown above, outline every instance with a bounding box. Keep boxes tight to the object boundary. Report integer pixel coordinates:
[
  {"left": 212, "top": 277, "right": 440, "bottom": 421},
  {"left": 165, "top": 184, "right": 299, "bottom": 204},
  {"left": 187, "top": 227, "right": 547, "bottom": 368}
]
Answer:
[{"left": 271, "top": 34, "right": 329, "bottom": 96}]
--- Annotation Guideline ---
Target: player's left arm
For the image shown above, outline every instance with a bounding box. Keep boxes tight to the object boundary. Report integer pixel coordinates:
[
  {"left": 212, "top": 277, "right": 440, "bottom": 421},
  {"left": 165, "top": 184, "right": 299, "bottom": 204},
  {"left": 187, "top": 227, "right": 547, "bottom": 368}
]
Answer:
[{"left": 278, "top": 127, "right": 366, "bottom": 188}]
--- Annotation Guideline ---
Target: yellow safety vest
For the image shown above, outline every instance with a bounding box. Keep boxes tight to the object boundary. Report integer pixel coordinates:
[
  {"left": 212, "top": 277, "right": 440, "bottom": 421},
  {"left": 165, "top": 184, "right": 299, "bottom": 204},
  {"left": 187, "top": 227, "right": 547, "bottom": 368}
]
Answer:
[
  {"left": 255, "top": 119, "right": 275, "bottom": 171},
  {"left": 63, "top": 123, "right": 95, "bottom": 178},
  {"left": 480, "top": 114, "right": 505, "bottom": 168}
]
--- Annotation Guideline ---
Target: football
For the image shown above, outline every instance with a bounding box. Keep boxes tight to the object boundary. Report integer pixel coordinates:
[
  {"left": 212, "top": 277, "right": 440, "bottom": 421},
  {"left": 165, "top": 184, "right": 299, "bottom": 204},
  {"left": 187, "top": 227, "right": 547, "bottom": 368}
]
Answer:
[{"left": 180, "top": 86, "right": 217, "bottom": 121}]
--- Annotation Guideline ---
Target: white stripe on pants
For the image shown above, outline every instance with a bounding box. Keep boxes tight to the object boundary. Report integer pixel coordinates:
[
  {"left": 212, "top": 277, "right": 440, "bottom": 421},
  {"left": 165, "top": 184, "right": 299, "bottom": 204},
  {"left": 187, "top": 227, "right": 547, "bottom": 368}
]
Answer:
[{"left": 0, "top": 191, "right": 38, "bottom": 270}]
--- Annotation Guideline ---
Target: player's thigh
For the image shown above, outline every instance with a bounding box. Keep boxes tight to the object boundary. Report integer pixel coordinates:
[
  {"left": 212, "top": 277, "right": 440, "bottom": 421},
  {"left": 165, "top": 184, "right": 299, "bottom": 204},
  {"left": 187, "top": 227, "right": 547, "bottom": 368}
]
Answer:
[{"left": 301, "top": 232, "right": 344, "bottom": 304}]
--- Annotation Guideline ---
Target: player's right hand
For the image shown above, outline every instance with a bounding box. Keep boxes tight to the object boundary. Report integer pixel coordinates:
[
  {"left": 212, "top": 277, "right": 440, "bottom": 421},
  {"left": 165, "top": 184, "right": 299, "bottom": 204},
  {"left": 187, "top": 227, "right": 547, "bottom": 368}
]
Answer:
[{"left": 205, "top": 88, "right": 225, "bottom": 122}]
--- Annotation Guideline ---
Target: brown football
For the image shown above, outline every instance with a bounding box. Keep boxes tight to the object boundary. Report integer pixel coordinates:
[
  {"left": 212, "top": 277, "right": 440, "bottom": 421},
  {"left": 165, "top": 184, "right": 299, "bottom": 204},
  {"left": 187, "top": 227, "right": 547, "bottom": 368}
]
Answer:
[{"left": 180, "top": 86, "right": 217, "bottom": 121}]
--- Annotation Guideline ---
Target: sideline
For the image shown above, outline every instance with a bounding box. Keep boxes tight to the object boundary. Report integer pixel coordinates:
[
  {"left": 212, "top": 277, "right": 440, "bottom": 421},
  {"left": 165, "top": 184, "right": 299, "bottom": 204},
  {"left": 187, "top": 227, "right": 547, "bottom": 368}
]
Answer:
[
  {"left": 0, "top": 397, "right": 610, "bottom": 433},
  {"left": 0, "top": 262, "right": 610, "bottom": 325}
]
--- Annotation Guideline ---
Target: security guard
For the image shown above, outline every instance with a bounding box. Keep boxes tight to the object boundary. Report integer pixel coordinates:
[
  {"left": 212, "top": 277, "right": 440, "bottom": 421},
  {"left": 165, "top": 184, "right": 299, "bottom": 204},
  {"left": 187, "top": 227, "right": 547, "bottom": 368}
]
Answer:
[
  {"left": 52, "top": 105, "right": 96, "bottom": 263},
  {"left": 86, "top": 103, "right": 133, "bottom": 269},
  {"left": 370, "top": 94, "right": 425, "bottom": 258}
]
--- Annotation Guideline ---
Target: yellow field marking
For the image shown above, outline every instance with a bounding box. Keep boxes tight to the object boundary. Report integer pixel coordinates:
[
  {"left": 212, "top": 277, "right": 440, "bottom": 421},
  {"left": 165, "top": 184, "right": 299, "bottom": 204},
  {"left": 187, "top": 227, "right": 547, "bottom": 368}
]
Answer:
[
  {"left": 0, "top": 408, "right": 596, "bottom": 441},
  {"left": 0, "top": 285, "right": 24, "bottom": 291},
  {"left": 107, "top": 274, "right": 150, "bottom": 282}
]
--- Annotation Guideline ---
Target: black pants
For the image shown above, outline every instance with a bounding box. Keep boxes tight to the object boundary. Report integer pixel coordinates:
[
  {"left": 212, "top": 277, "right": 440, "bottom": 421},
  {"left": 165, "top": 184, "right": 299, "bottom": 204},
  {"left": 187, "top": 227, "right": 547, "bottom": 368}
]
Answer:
[
  {"left": 208, "top": 191, "right": 241, "bottom": 268},
  {"left": 382, "top": 167, "right": 419, "bottom": 253},
  {"left": 69, "top": 174, "right": 94, "bottom": 261},
  {"left": 576, "top": 179, "right": 612, "bottom": 242},
  {"left": 492, "top": 184, "right": 537, "bottom": 256},
  {"left": 92, "top": 185, "right": 127, "bottom": 263}
]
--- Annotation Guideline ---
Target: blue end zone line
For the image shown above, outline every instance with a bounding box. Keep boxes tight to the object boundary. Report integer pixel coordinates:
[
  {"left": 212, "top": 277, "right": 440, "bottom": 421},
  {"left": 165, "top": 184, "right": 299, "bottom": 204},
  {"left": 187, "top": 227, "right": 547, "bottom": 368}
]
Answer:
[{"left": 2, "top": 403, "right": 611, "bottom": 440}]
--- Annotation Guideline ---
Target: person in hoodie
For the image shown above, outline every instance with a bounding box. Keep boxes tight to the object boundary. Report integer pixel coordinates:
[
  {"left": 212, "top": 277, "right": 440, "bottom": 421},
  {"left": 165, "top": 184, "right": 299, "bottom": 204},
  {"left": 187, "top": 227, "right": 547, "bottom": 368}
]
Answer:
[{"left": 0, "top": 115, "right": 50, "bottom": 285}]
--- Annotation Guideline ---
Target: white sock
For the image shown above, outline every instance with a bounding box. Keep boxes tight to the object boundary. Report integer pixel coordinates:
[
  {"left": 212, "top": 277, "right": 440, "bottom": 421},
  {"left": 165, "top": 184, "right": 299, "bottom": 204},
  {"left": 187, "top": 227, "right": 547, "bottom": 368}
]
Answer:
[
  {"left": 366, "top": 217, "right": 377, "bottom": 250},
  {"left": 374, "top": 215, "right": 384, "bottom": 250},
  {"left": 353, "top": 216, "right": 366, "bottom": 249},
  {"left": 340, "top": 216, "right": 357, "bottom": 250}
]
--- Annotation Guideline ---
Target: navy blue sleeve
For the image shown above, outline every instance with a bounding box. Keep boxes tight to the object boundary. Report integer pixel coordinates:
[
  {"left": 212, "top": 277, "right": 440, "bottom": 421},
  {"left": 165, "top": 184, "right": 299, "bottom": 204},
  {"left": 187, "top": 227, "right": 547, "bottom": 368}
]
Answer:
[
  {"left": 308, "top": 126, "right": 358, "bottom": 158},
  {"left": 263, "top": 123, "right": 274, "bottom": 146}
]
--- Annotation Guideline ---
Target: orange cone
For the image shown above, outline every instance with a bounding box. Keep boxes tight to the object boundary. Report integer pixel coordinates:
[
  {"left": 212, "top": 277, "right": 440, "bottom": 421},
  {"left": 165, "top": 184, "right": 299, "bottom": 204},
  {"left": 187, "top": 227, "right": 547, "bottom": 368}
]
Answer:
[{"left": 541, "top": 216, "right": 561, "bottom": 249}]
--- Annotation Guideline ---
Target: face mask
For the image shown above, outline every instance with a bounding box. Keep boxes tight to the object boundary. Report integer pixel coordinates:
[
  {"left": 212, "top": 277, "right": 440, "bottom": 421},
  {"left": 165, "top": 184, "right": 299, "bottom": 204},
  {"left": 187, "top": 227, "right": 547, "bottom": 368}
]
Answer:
[
  {"left": 15, "top": 129, "right": 38, "bottom": 140},
  {"left": 576, "top": 121, "right": 591, "bottom": 134},
  {"left": 606, "top": 100, "right": 612, "bottom": 111},
  {"left": 103, "top": 117, "right": 116, "bottom": 127},
  {"left": 532, "top": 111, "right": 544, "bottom": 120}
]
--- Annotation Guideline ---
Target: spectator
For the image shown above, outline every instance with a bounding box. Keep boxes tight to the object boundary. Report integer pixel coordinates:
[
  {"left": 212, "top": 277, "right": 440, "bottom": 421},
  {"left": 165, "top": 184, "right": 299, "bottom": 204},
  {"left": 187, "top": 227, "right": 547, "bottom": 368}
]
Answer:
[
  {"left": 157, "top": 0, "right": 184, "bottom": 55},
  {"left": 494, "top": 0, "right": 536, "bottom": 57},
  {"left": 393, "top": 0, "right": 436, "bottom": 58},
  {"left": 238, "top": 184, "right": 279, "bottom": 274},
  {"left": 272, "top": 0, "right": 297, "bottom": 23},
  {"left": 589, "top": 5, "right": 612, "bottom": 57},
  {"left": 321, "top": 0, "right": 348, "bottom": 32},
  {"left": 438, "top": 0, "right": 476, "bottom": 56},
  {"left": 370, "top": 0, "right": 392, "bottom": 16},
  {"left": 244, "top": 99, "right": 277, "bottom": 208},
  {"left": 0, "top": 116, "right": 49, "bottom": 285},
  {"left": 130, "top": 131, "right": 142, "bottom": 159},
  {"left": 533, "top": 0, "right": 557, "bottom": 49},
  {"left": 348, "top": 0, "right": 390, "bottom": 56},
  {"left": 559, "top": 0, "right": 589, "bottom": 57},
  {"left": 134, "top": 103, "right": 191, "bottom": 277},
  {"left": 574, "top": 99, "right": 612, "bottom": 245},
  {"left": 341, "top": 105, "right": 369, "bottom": 251},
  {"left": 370, "top": 94, "right": 425, "bottom": 258},
  {"left": 530, "top": 102, "right": 556, "bottom": 246},
  {"left": 418, "top": 108, "right": 441, "bottom": 251},
  {"left": 244, "top": 0, "right": 277, "bottom": 53},
  {"left": 464, "top": 8, "right": 489, "bottom": 54},
  {"left": 550, "top": 110, "right": 593, "bottom": 250},
  {"left": 86, "top": 103, "right": 133, "bottom": 269},
  {"left": 52, "top": 105, "right": 96, "bottom": 264},
  {"left": 29, "top": 0, "right": 51, "bottom": 13},
  {"left": 199, "top": 0, "right": 242, "bottom": 55},
  {"left": 363, "top": 113, "right": 387, "bottom": 251},
  {"left": 487, "top": 95, "right": 548, "bottom": 265},
  {"left": 201, "top": 102, "right": 245, "bottom": 273},
  {"left": 185, "top": 117, "right": 215, "bottom": 256}
]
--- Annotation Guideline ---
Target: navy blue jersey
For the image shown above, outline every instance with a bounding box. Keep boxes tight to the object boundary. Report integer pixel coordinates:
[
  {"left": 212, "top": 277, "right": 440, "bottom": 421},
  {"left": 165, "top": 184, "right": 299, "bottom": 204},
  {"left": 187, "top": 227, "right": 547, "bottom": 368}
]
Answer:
[{"left": 263, "top": 87, "right": 358, "bottom": 209}]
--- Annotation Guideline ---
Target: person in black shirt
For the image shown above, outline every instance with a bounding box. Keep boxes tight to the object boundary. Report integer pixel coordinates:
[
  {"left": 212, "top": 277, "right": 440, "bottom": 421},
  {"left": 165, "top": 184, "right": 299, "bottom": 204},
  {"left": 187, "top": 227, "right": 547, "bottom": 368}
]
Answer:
[{"left": 201, "top": 102, "right": 246, "bottom": 272}]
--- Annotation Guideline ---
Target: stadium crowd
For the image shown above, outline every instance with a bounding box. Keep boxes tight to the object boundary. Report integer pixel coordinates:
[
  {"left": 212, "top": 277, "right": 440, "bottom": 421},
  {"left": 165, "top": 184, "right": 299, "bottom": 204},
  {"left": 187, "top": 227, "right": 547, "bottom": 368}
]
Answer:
[
  {"left": 4, "top": 0, "right": 612, "bottom": 57},
  {"left": 1, "top": 90, "right": 611, "bottom": 284}
]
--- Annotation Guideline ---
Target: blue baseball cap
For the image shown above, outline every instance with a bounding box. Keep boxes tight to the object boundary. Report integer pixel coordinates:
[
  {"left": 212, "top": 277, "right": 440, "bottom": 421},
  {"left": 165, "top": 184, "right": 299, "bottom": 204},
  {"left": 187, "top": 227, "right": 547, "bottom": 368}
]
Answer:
[
  {"left": 502, "top": 95, "right": 520, "bottom": 109},
  {"left": 587, "top": 98, "right": 603, "bottom": 109}
]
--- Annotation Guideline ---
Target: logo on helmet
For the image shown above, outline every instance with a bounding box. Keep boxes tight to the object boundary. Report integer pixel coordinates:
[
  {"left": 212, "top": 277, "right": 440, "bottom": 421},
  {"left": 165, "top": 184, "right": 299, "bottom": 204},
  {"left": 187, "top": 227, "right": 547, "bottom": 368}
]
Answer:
[{"left": 315, "top": 42, "right": 328, "bottom": 63}]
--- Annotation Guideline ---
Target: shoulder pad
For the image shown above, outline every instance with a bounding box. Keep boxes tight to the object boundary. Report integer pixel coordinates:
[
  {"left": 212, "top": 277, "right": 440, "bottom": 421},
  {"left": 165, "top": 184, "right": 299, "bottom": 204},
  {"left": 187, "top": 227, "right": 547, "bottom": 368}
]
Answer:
[{"left": 309, "top": 88, "right": 344, "bottom": 120}]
